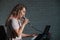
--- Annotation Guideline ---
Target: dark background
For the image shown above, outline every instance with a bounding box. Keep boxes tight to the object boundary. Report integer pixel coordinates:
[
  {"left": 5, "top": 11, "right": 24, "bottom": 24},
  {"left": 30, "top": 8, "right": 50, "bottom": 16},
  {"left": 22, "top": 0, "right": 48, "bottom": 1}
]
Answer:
[{"left": 0, "top": 0, "right": 60, "bottom": 40}]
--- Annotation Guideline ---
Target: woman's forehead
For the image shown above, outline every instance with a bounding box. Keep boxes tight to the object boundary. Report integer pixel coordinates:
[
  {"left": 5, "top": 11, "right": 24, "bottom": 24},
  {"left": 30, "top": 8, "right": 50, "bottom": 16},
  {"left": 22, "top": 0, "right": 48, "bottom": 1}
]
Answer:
[{"left": 22, "top": 7, "right": 26, "bottom": 11}]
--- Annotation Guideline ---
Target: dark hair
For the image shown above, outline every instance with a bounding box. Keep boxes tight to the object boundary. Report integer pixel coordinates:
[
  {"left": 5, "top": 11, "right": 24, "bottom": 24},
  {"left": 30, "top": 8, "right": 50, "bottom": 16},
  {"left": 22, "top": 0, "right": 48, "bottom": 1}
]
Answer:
[
  {"left": 5, "top": 4, "right": 27, "bottom": 26},
  {"left": 11, "top": 4, "right": 27, "bottom": 16}
]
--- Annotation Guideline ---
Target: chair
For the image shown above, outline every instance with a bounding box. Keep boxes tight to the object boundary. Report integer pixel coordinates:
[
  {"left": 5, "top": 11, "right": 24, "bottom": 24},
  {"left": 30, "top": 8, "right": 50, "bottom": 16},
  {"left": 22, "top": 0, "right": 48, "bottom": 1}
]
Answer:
[{"left": 0, "top": 25, "right": 7, "bottom": 40}]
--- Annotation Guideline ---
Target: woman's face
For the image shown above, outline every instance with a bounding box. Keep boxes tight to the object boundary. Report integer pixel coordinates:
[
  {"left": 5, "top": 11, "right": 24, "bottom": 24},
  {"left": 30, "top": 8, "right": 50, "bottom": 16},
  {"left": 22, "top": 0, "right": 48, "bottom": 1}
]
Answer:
[{"left": 18, "top": 7, "right": 26, "bottom": 19}]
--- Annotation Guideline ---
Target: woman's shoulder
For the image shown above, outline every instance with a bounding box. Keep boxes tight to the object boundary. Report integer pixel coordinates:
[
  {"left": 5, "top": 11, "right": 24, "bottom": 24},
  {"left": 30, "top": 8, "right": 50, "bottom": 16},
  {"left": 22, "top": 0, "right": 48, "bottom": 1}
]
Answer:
[
  {"left": 11, "top": 18, "right": 17, "bottom": 21},
  {"left": 10, "top": 18, "right": 19, "bottom": 23}
]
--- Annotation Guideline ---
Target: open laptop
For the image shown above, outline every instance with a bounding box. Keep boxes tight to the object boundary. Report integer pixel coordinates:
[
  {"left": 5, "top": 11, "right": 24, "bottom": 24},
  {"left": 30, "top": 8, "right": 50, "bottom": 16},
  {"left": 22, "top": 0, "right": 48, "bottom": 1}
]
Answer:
[{"left": 33, "top": 25, "right": 51, "bottom": 40}]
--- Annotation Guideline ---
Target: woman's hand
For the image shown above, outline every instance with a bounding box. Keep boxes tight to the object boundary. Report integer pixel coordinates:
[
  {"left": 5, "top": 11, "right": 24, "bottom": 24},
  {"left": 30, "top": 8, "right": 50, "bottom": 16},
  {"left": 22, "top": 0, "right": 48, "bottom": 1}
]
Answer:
[
  {"left": 31, "top": 33, "right": 38, "bottom": 40},
  {"left": 23, "top": 18, "right": 29, "bottom": 25},
  {"left": 32, "top": 33, "right": 38, "bottom": 37}
]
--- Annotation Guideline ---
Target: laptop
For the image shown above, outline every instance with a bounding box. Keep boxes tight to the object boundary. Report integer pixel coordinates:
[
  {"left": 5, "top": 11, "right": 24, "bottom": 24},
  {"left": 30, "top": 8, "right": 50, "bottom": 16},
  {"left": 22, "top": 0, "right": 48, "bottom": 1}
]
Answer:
[{"left": 34, "top": 25, "right": 51, "bottom": 40}]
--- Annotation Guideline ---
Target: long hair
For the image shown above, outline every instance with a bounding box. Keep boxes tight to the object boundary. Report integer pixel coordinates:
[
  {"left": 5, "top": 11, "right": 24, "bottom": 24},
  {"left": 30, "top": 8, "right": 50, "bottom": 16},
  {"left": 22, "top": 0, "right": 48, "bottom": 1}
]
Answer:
[{"left": 5, "top": 4, "right": 27, "bottom": 26}]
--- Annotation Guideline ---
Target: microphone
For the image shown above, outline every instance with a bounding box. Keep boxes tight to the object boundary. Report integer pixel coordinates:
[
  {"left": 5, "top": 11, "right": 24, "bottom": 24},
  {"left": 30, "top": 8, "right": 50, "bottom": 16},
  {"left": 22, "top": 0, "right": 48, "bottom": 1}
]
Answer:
[
  {"left": 22, "top": 16, "right": 30, "bottom": 24},
  {"left": 22, "top": 16, "right": 26, "bottom": 20}
]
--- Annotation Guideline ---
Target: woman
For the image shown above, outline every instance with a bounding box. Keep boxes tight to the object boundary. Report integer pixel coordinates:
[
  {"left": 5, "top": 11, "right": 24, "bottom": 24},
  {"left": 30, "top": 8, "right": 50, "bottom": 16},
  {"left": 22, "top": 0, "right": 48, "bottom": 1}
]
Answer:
[{"left": 5, "top": 4, "right": 37, "bottom": 40}]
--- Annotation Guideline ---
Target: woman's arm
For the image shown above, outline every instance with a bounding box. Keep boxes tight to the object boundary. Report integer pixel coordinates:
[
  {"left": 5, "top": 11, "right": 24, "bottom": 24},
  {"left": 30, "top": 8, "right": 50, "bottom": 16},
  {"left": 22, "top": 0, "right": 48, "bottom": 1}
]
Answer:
[
  {"left": 21, "top": 33, "right": 33, "bottom": 37},
  {"left": 21, "top": 33, "right": 37, "bottom": 38},
  {"left": 18, "top": 18, "right": 29, "bottom": 36}
]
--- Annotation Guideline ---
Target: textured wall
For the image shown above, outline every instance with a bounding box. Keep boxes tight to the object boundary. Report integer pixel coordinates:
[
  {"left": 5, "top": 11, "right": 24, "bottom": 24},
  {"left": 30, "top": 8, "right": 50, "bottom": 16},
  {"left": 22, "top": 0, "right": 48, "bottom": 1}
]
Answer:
[{"left": 0, "top": 0, "right": 60, "bottom": 40}]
